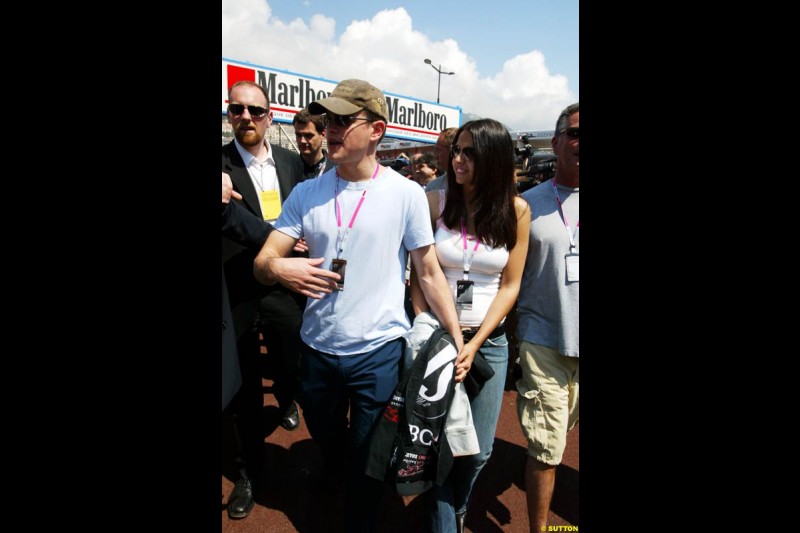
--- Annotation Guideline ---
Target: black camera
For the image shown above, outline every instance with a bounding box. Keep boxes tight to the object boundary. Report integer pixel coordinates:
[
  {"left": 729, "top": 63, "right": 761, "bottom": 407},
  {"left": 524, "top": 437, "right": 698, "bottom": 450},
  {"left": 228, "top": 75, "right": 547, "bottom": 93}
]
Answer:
[
  {"left": 381, "top": 158, "right": 408, "bottom": 171},
  {"left": 528, "top": 160, "right": 556, "bottom": 175},
  {"left": 514, "top": 144, "right": 533, "bottom": 157},
  {"left": 516, "top": 154, "right": 557, "bottom": 193}
]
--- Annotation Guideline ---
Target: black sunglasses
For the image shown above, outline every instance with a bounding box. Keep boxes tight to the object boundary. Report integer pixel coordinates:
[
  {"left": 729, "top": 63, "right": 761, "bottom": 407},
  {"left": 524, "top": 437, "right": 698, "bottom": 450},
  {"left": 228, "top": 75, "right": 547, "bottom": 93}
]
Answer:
[
  {"left": 326, "top": 113, "right": 371, "bottom": 128},
  {"left": 451, "top": 145, "right": 475, "bottom": 160},
  {"left": 228, "top": 103, "right": 269, "bottom": 118},
  {"left": 561, "top": 127, "right": 579, "bottom": 139}
]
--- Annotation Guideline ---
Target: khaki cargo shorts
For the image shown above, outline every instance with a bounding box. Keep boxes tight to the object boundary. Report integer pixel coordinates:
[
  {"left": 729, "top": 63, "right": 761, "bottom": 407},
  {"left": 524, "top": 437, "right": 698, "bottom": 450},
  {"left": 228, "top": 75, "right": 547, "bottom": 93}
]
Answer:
[{"left": 515, "top": 341, "right": 579, "bottom": 465}]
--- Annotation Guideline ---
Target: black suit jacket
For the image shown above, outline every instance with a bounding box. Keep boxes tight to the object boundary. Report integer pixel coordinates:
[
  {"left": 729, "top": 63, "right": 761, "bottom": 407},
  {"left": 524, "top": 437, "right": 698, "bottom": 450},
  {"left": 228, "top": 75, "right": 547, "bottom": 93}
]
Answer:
[
  {"left": 302, "top": 148, "right": 337, "bottom": 181},
  {"left": 221, "top": 140, "right": 305, "bottom": 339},
  {"left": 221, "top": 200, "right": 272, "bottom": 410},
  {"left": 221, "top": 141, "right": 304, "bottom": 223}
]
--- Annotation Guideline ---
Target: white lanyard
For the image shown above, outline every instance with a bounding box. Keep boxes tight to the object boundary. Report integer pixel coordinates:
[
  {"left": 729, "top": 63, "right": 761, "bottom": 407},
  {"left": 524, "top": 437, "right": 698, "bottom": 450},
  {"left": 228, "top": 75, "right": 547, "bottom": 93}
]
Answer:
[
  {"left": 460, "top": 219, "right": 480, "bottom": 281},
  {"left": 551, "top": 178, "right": 579, "bottom": 251}
]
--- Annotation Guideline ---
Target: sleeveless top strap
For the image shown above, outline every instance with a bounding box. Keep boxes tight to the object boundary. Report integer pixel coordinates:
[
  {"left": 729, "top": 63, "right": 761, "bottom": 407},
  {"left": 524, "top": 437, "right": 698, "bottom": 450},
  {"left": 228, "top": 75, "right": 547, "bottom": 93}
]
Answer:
[{"left": 435, "top": 189, "right": 446, "bottom": 230}]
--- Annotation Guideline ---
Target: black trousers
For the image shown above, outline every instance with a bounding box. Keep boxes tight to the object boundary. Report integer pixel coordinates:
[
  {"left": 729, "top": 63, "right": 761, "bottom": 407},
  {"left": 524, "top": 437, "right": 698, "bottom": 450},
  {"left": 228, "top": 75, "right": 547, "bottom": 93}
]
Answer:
[
  {"left": 258, "top": 287, "right": 305, "bottom": 414},
  {"left": 226, "top": 287, "right": 305, "bottom": 483},
  {"left": 226, "top": 325, "right": 266, "bottom": 482}
]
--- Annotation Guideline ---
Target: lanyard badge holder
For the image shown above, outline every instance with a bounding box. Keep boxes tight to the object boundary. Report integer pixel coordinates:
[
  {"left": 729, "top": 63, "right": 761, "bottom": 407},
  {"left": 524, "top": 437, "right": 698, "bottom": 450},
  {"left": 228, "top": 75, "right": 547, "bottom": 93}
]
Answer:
[
  {"left": 331, "top": 258, "right": 347, "bottom": 291},
  {"left": 456, "top": 279, "right": 474, "bottom": 310}
]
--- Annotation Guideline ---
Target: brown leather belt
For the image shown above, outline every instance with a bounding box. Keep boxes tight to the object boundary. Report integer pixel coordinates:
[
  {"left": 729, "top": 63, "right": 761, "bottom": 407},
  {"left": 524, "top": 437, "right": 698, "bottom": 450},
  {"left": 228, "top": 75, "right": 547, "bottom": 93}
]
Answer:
[{"left": 461, "top": 323, "right": 506, "bottom": 341}]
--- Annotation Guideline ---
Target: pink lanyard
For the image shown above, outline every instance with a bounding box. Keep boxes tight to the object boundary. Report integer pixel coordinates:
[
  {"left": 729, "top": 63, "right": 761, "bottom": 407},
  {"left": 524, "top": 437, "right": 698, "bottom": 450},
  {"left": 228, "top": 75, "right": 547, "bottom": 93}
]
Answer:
[
  {"left": 334, "top": 163, "right": 380, "bottom": 258},
  {"left": 461, "top": 219, "right": 481, "bottom": 281},
  {"left": 551, "top": 178, "right": 579, "bottom": 250}
]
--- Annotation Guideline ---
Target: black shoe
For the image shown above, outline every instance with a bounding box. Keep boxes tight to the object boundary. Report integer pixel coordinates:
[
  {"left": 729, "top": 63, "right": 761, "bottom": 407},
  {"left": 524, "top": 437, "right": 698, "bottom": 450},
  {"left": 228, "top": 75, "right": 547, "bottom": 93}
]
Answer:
[
  {"left": 227, "top": 478, "right": 254, "bottom": 519},
  {"left": 280, "top": 402, "right": 300, "bottom": 431},
  {"left": 456, "top": 510, "right": 466, "bottom": 533}
]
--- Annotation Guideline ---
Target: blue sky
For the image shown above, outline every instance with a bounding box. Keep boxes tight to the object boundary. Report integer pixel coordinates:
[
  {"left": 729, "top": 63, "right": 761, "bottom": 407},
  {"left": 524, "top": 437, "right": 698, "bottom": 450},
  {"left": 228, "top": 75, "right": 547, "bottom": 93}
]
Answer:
[{"left": 222, "top": 0, "right": 579, "bottom": 131}]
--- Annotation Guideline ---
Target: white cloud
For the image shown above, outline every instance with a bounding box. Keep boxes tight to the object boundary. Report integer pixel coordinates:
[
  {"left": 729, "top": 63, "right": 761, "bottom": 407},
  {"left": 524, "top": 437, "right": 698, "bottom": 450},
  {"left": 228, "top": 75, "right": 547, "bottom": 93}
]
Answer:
[{"left": 222, "top": 1, "right": 576, "bottom": 131}]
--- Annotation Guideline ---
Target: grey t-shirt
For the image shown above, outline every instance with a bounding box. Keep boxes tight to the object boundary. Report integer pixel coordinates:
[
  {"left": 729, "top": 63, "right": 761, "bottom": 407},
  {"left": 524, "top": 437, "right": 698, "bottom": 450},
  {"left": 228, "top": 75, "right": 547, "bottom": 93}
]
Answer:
[
  {"left": 517, "top": 179, "right": 579, "bottom": 357},
  {"left": 425, "top": 172, "right": 447, "bottom": 192}
]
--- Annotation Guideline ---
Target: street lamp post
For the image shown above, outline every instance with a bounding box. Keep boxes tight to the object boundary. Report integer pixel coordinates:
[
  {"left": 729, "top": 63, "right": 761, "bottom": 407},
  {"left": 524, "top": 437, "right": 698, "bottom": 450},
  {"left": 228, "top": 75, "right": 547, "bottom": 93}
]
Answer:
[{"left": 424, "top": 58, "right": 455, "bottom": 104}]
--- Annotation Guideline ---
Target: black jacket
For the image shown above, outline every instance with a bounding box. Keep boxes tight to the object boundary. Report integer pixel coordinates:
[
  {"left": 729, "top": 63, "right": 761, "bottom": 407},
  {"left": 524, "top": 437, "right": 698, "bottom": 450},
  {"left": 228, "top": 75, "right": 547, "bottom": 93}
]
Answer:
[
  {"left": 221, "top": 200, "right": 272, "bottom": 410},
  {"left": 221, "top": 141, "right": 304, "bottom": 338},
  {"left": 365, "top": 328, "right": 458, "bottom": 496}
]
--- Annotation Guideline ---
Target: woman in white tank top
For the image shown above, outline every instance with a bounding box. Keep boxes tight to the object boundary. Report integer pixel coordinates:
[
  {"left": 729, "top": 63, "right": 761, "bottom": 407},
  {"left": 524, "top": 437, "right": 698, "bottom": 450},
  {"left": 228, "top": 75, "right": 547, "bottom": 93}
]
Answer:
[{"left": 410, "top": 119, "right": 530, "bottom": 533}]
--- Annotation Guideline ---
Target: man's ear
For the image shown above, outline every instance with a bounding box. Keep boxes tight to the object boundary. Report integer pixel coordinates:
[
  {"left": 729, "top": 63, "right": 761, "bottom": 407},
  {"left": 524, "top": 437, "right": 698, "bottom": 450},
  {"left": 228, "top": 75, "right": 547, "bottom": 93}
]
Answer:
[{"left": 371, "top": 120, "right": 386, "bottom": 141}]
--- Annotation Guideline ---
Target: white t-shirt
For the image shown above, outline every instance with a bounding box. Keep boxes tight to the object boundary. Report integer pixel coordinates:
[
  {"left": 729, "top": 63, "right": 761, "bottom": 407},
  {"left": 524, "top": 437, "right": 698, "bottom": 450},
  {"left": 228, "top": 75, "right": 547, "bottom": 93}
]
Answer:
[{"left": 274, "top": 166, "right": 433, "bottom": 355}]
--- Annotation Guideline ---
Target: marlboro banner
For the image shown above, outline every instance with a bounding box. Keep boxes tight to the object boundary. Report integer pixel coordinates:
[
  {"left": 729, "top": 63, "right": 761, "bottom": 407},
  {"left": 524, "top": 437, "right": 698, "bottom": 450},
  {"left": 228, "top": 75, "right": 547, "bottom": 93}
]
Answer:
[{"left": 223, "top": 58, "right": 461, "bottom": 144}]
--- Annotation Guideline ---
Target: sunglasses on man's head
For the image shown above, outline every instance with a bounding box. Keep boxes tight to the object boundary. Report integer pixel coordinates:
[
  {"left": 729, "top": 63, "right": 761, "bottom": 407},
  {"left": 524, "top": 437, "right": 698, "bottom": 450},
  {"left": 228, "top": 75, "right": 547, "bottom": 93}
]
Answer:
[
  {"left": 325, "top": 113, "right": 371, "bottom": 128},
  {"left": 228, "top": 104, "right": 269, "bottom": 118},
  {"left": 450, "top": 145, "right": 475, "bottom": 160},
  {"left": 561, "top": 127, "right": 579, "bottom": 139}
]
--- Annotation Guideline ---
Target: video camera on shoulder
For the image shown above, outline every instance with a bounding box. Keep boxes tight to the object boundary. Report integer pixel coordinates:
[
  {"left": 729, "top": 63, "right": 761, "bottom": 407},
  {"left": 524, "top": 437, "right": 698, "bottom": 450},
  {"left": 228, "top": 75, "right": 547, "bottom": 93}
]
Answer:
[
  {"left": 516, "top": 153, "right": 558, "bottom": 193},
  {"left": 381, "top": 158, "right": 409, "bottom": 172},
  {"left": 515, "top": 144, "right": 533, "bottom": 158}
]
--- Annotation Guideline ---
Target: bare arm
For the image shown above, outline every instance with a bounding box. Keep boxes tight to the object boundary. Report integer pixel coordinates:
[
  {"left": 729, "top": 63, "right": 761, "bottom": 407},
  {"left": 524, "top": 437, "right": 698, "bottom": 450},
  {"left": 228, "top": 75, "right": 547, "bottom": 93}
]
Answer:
[
  {"left": 409, "top": 190, "right": 441, "bottom": 316},
  {"left": 410, "top": 244, "right": 464, "bottom": 358},
  {"left": 409, "top": 267, "right": 427, "bottom": 317},
  {"left": 253, "top": 230, "right": 341, "bottom": 299}
]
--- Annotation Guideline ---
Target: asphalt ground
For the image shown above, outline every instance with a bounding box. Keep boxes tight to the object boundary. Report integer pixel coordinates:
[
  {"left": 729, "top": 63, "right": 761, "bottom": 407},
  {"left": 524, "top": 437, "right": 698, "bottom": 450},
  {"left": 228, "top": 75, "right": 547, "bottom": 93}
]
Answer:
[{"left": 221, "top": 352, "right": 579, "bottom": 533}]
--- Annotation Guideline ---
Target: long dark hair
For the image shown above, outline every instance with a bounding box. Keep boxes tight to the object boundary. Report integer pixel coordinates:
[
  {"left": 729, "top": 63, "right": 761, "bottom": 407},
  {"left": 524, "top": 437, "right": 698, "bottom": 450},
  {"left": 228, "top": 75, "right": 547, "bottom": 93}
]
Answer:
[{"left": 443, "top": 119, "right": 518, "bottom": 251}]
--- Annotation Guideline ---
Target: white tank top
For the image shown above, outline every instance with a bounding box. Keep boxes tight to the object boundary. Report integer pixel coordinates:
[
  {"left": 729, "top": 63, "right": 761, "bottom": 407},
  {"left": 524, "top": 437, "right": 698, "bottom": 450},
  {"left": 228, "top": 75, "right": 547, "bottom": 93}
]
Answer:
[{"left": 434, "top": 223, "right": 510, "bottom": 327}]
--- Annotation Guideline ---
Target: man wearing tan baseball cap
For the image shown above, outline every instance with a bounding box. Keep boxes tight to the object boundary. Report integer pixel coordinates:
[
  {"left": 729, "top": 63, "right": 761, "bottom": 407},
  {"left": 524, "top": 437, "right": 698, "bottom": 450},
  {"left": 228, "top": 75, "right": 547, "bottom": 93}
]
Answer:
[
  {"left": 308, "top": 78, "right": 389, "bottom": 121},
  {"left": 255, "top": 78, "right": 463, "bottom": 532}
]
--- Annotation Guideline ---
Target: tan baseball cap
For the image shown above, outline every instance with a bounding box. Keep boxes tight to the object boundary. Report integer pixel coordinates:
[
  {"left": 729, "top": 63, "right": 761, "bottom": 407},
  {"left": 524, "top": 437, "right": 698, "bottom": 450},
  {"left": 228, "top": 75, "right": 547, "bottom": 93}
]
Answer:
[{"left": 308, "top": 79, "right": 388, "bottom": 122}]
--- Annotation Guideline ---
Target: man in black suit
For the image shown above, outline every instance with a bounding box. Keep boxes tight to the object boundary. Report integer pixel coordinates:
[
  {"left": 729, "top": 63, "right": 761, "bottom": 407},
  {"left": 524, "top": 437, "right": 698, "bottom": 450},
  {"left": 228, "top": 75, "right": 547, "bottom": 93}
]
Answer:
[
  {"left": 222, "top": 172, "right": 272, "bottom": 412},
  {"left": 222, "top": 171, "right": 272, "bottom": 520},
  {"left": 221, "top": 80, "right": 305, "bottom": 519}
]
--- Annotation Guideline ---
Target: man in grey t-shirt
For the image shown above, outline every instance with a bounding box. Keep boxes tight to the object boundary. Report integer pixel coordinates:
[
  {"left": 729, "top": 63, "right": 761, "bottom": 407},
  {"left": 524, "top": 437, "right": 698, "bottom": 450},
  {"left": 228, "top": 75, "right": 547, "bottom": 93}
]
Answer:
[
  {"left": 425, "top": 127, "right": 458, "bottom": 192},
  {"left": 515, "top": 102, "right": 579, "bottom": 532}
]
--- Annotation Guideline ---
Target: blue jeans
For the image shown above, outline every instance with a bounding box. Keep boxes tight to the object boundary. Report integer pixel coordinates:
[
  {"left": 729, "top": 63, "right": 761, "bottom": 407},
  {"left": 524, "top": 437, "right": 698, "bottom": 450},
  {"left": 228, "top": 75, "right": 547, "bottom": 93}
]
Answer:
[
  {"left": 430, "top": 332, "right": 509, "bottom": 532},
  {"left": 299, "top": 337, "right": 403, "bottom": 533}
]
